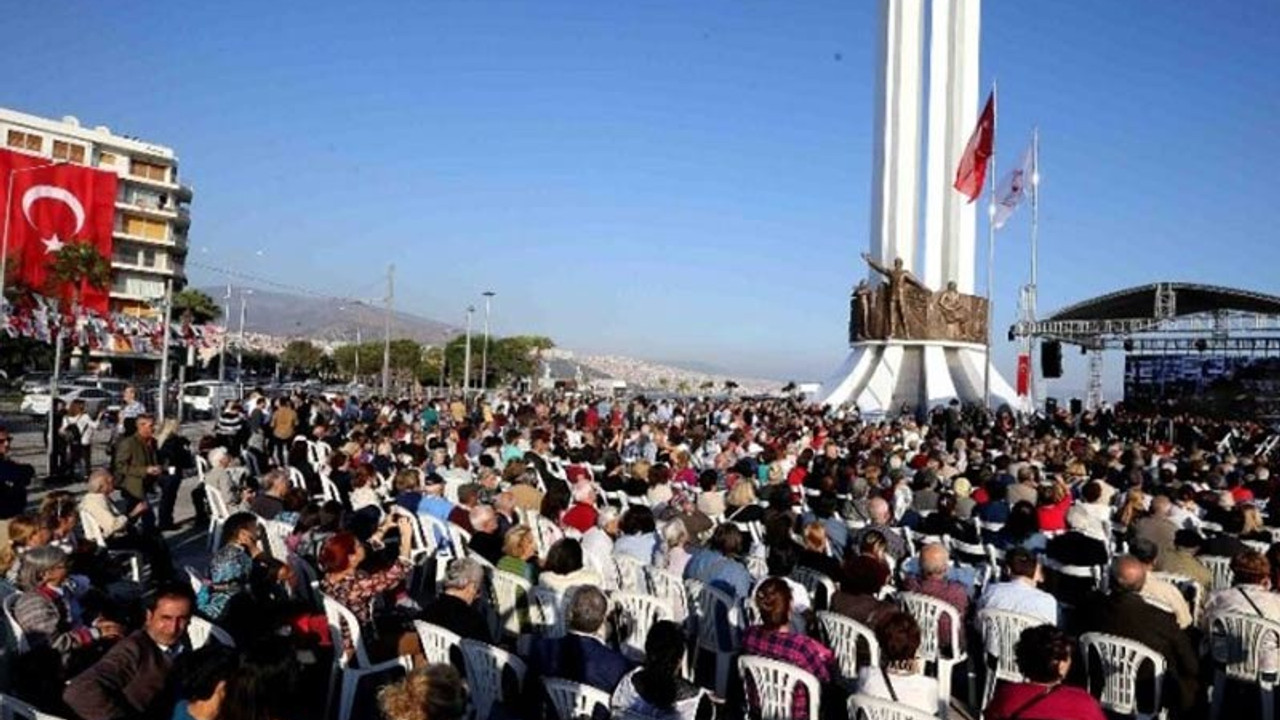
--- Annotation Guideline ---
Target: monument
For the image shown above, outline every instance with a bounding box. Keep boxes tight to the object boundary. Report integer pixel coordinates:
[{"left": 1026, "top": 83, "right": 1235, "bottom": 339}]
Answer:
[{"left": 816, "top": 0, "right": 1017, "bottom": 414}]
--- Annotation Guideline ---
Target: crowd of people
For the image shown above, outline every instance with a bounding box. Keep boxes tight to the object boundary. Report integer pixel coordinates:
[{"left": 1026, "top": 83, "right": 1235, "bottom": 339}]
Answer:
[{"left": 0, "top": 388, "right": 1277, "bottom": 720}]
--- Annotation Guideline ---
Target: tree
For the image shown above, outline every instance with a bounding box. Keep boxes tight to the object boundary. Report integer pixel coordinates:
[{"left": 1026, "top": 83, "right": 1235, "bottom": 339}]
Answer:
[
  {"left": 699, "top": 380, "right": 715, "bottom": 391},
  {"left": 172, "top": 288, "right": 222, "bottom": 323},
  {"left": 47, "top": 243, "right": 111, "bottom": 315},
  {"left": 723, "top": 380, "right": 740, "bottom": 393},
  {"left": 676, "top": 379, "right": 691, "bottom": 395},
  {"left": 781, "top": 381, "right": 798, "bottom": 395},
  {"left": 442, "top": 334, "right": 555, "bottom": 388},
  {"left": 280, "top": 340, "right": 325, "bottom": 375}
]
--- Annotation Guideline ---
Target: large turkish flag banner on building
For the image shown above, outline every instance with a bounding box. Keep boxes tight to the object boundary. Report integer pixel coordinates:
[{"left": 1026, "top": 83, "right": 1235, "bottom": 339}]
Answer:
[{"left": 0, "top": 148, "right": 117, "bottom": 314}]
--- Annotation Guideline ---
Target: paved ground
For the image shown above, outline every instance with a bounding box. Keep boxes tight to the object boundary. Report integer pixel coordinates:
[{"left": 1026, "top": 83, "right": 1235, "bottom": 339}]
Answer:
[{"left": 3, "top": 410, "right": 217, "bottom": 570}]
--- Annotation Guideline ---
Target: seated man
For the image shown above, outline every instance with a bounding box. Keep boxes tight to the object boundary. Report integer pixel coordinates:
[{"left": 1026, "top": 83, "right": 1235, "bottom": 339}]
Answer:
[
  {"left": 976, "top": 548, "right": 1058, "bottom": 626},
  {"left": 467, "top": 505, "right": 504, "bottom": 565},
  {"left": 529, "top": 585, "right": 633, "bottom": 692},
  {"left": 1076, "top": 556, "right": 1199, "bottom": 717},
  {"left": 901, "top": 543, "right": 968, "bottom": 652},
  {"left": 248, "top": 469, "right": 290, "bottom": 520},
  {"left": 63, "top": 583, "right": 195, "bottom": 720},
  {"left": 419, "top": 558, "right": 492, "bottom": 643}
]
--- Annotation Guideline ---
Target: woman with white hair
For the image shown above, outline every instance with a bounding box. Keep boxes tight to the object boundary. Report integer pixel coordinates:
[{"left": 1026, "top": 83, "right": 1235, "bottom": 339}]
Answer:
[
  {"left": 656, "top": 519, "right": 692, "bottom": 576},
  {"left": 13, "top": 546, "right": 123, "bottom": 663}
]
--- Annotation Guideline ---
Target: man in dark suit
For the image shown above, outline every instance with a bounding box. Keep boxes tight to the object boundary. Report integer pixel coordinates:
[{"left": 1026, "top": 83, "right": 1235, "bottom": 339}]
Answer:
[
  {"left": 530, "top": 585, "right": 633, "bottom": 693},
  {"left": 64, "top": 583, "right": 195, "bottom": 720},
  {"left": 1076, "top": 556, "right": 1200, "bottom": 716},
  {"left": 0, "top": 426, "right": 34, "bottom": 519}
]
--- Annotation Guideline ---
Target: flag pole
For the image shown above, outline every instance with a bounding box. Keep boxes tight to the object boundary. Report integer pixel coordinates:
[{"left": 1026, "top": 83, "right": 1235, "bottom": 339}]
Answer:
[
  {"left": 984, "top": 81, "right": 997, "bottom": 410},
  {"left": 1029, "top": 126, "right": 1041, "bottom": 411}
]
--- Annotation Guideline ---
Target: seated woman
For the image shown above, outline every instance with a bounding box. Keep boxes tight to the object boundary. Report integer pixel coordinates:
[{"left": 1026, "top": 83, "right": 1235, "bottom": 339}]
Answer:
[
  {"left": 725, "top": 480, "right": 764, "bottom": 524},
  {"left": 797, "top": 521, "right": 844, "bottom": 584},
  {"left": 379, "top": 664, "right": 468, "bottom": 720},
  {"left": 318, "top": 518, "right": 417, "bottom": 660},
  {"left": 830, "top": 548, "right": 897, "bottom": 628},
  {"left": 612, "top": 620, "right": 711, "bottom": 720},
  {"left": 12, "top": 546, "right": 124, "bottom": 708},
  {"left": 287, "top": 500, "right": 343, "bottom": 563},
  {"left": 538, "top": 538, "right": 603, "bottom": 592},
  {"left": 199, "top": 513, "right": 262, "bottom": 638},
  {"left": 741, "top": 578, "right": 836, "bottom": 720},
  {"left": 995, "top": 501, "right": 1047, "bottom": 553},
  {"left": 614, "top": 505, "right": 659, "bottom": 563},
  {"left": 2, "top": 513, "right": 53, "bottom": 586},
  {"left": 855, "top": 610, "right": 940, "bottom": 715},
  {"left": 497, "top": 525, "right": 539, "bottom": 583},
  {"left": 984, "top": 625, "right": 1105, "bottom": 720}
]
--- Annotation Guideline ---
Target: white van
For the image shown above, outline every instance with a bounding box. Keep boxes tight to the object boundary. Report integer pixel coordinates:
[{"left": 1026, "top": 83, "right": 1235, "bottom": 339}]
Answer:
[{"left": 182, "top": 381, "right": 241, "bottom": 419}]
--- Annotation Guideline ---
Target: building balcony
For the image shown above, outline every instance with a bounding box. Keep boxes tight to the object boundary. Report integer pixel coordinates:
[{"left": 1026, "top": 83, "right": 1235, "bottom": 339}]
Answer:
[
  {"left": 122, "top": 172, "right": 179, "bottom": 192},
  {"left": 115, "top": 199, "right": 177, "bottom": 220},
  {"left": 174, "top": 206, "right": 191, "bottom": 228},
  {"left": 113, "top": 229, "right": 174, "bottom": 247},
  {"left": 111, "top": 260, "right": 176, "bottom": 277},
  {"left": 175, "top": 184, "right": 193, "bottom": 202}
]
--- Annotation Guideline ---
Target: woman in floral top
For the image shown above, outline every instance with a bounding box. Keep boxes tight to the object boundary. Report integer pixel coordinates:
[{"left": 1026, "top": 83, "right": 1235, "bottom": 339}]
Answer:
[
  {"left": 318, "top": 516, "right": 416, "bottom": 660},
  {"left": 198, "top": 513, "right": 262, "bottom": 634}
]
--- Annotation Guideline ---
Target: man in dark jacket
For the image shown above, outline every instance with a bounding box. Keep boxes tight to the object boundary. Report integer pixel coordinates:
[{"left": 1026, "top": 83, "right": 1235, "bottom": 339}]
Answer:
[
  {"left": 64, "top": 584, "right": 195, "bottom": 720},
  {"left": 1076, "top": 556, "right": 1200, "bottom": 716},
  {"left": 0, "top": 426, "right": 34, "bottom": 518},
  {"left": 419, "top": 557, "right": 492, "bottom": 643},
  {"left": 529, "top": 585, "right": 633, "bottom": 693}
]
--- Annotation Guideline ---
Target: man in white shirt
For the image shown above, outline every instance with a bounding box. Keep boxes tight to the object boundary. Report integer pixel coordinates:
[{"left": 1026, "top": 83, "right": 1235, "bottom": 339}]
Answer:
[
  {"left": 977, "top": 547, "right": 1059, "bottom": 625},
  {"left": 580, "top": 508, "right": 620, "bottom": 588}
]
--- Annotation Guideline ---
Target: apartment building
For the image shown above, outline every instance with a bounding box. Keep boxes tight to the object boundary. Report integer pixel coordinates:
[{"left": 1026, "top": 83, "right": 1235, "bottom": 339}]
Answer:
[{"left": 0, "top": 107, "right": 191, "bottom": 319}]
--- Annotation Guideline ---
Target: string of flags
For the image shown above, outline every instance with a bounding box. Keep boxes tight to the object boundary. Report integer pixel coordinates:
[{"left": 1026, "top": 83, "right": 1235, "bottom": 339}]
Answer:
[{"left": 1, "top": 294, "right": 225, "bottom": 355}]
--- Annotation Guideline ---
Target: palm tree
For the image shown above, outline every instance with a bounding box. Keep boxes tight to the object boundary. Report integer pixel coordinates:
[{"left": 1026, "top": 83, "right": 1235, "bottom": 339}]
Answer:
[
  {"left": 47, "top": 242, "right": 111, "bottom": 317},
  {"left": 172, "top": 288, "right": 221, "bottom": 324}
]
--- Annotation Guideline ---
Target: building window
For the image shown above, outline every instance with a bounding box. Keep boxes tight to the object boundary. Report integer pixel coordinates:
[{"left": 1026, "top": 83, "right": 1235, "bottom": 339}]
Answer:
[
  {"left": 98, "top": 151, "right": 117, "bottom": 168},
  {"left": 121, "top": 214, "right": 168, "bottom": 241},
  {"left": 141, "top": 249, "right": 156, "bottom": 268},
  {"left": 129, "top": 160, "right": 168, "bottom": 182},
  {"left": 5, "top": 130, "right": 42, "bottom": 152},
  {"left": 52, "top": 141, "right": 86, "bottom": 164}
]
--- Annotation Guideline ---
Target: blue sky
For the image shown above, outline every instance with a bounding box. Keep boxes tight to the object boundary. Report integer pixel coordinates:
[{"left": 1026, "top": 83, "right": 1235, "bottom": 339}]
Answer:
[{"left": 7, "top": 2, "right": 1280, "bottom": 392}]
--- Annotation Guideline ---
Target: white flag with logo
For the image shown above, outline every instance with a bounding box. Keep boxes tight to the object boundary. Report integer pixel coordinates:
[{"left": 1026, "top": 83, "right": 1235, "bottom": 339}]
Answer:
[{"left": 992, "top": 140, "right": 1035, "bottom": 230}]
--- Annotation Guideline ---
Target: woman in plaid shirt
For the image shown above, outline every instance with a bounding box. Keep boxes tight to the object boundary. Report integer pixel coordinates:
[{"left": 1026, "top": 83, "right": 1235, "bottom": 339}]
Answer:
[{"left": 741, "top": 577, "right": 836, "bottom": 719}]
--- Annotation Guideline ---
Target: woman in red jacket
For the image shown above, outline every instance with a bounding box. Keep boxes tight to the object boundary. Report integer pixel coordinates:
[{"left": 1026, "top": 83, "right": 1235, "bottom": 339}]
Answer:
[{"left": 984, "top": 624, "right": 1105, "bottom": 720}]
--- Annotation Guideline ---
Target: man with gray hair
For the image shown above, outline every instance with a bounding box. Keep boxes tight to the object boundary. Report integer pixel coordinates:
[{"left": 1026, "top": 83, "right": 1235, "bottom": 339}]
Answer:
[
  {"left": 902, "top": 543, "right": 968, "bottom": 653},
  {"left": 529, "top": 586, "right": 633, "bottom": 692},
  {"left": 562, "top": 480, "right": 599, "bottom": 534},
  {"left": 852, "top": 497, "right": 907, "bottom": 561},
  {"left": 248, "top": 468, "right": 290, "bottom": 520},
  {"left": 419, "top": 557, "right": 492, "bottom": 643}
]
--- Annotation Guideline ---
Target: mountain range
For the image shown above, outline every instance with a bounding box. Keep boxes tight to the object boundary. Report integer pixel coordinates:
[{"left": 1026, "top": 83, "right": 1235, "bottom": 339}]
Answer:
[{"left": 200, "top": 287, "right": 459, "bottom": 346}]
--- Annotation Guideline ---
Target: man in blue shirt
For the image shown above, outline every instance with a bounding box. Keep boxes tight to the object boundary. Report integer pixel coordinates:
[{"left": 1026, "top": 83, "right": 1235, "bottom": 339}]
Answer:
[{"left": 684, "top": 524, "right": 754, "bottom": 602}]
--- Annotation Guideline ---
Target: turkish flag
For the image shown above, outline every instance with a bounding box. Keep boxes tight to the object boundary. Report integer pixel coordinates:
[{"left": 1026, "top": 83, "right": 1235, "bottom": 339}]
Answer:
[
  {"left": 0, "top": 148, "right": 117, "bottom": 314},
  {"left": 953, "top": 90, "right": 996, "bottom": 203},
  {"left": 1016, "top": 353, "right": 1030, "bottom": 396}
]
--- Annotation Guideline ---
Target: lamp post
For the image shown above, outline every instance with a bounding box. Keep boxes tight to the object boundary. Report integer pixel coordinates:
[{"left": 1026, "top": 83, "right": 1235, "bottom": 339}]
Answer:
[
  {"left": 480, "top": 291, "right": 495, "bottom": 393},
  {"left": 1, "top": 160, "right": 67, "bottom": 313},
  {"left": 236, "top": 289, "right": 252, "bottom": 397},
  {"left": 217, "top": 283, "right": 231, "bottom": 383},
  {"left": 462, "top": 305, "right": 475, "bottom": 396}
]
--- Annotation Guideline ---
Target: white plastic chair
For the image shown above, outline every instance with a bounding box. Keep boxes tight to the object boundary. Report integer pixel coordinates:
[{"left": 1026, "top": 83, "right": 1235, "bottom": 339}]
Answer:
[
  {"left": 817, "top": 610, "right": 880, "bottom": 683},
  {"left": 78, "top": 509, "right": 142, "bottom": 582},
  {"left": 613, "top": 553, "right": 648, "bottom": 594},
  {"left": 319, "top": 593, "right": 414, "bottom": 720},
  {"left": 318, "top": 474, "right": 342, "bottom": 503},
  {"left": 491, "top": 570, "right": 533, "bottom": 642},
  {"left": 898, "top": 591, "right": 970, "bottom": 716},
  {"left": 203, "top": 485, "right": 232, "bottom": 552},
  {"left": 287, "top": 466, "right": 308, "bottom": 491},
  {"left": 195, "top": 456, "right": 209, "bottom": 483},
  {"left": 2, "top": 595, "right": 28, "bottom": 654},
  {"left": 644, "top": 566, "right": 688, "bottom": 623},
  {"left": 738, "top": 654, "right": 823, "bottom": 720},
  {"left": 413, "top": 619, "right": 462, "bottom": 667},
  {"left": 976, "top": 609, "right": 1041, "bottom": 713},
  {"left": 792, "top": 567, "right": 837, "bottom": 610},
  {"left": 1151, "top": 571, "right": 1203, "bottom": 623},
  {"left": 187, "top": 615, "right": 235, "bottom": 649},
  {"left": 447, "top": 523, "right": 472, "bottom": 559},
  {"left": 257, "top": 518, "right": 292, "bottom": 561},
  {"left": 0, "top": 692, "right": 68, "bottom": 719},
  {"left": 529, "top": 586, "right": 568, "bottom": 639},
  {"left": 1204, "top": 556, "right": 1236, "bottom": 593},
  {"left": 543, "top": 677, "right": 611, "bottom": 720},
  {"left": 459, "top": 638, "right": 527, "bottom": 720},
  {"left": 687, "top": 579, "right": 741, "bottom": 698},
  {"left": 612, "top": 591, "right": 673, "bottom": 662},
  {"left": 848, "top": 692, "right": 941, "bottom": 720},
  {"left": 1079, "top": 631, "right": 1168, "bottom": 720},
  {"left": 1208, "top": 612, "right": 1280, "bottom": 720}
]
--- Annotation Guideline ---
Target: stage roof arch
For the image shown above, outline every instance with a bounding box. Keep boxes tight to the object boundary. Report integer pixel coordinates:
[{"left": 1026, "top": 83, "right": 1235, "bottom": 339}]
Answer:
[{"left": 1044, "top": 283, "right": 1280, "bottom": 323}]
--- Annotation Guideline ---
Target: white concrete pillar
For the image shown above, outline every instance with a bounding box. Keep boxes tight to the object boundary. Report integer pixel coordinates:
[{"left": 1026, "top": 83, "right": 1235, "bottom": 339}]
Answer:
[
  {"left": 869, "top": 0, "right": 926, "bottom": 282},
  {"left": 924, "top": 0, "right": 982, "bottom": 294}
]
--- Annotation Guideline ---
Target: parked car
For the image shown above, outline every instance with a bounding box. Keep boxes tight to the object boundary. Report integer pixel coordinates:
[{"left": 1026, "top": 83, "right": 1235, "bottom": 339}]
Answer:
[
  {"left": 21, "top": 386, "right": 116, "bottom": 418},
  {"left": 181, "top": 381, "right": 241, "bottom": 419}
]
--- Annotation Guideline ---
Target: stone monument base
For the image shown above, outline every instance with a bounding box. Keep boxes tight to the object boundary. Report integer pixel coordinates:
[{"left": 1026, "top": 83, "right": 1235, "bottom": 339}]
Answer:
[{"left": 814, "top": 340, "right": 1018, "bottom": 417}]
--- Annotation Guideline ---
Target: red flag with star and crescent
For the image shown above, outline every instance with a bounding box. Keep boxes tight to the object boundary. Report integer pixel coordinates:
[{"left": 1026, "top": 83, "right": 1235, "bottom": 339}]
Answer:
[
  {"left": 953, "top": 90, "right": 996, "bottom": 203},
  {"left": 0, "top": 148, "right": 117, "bottom": 314}
]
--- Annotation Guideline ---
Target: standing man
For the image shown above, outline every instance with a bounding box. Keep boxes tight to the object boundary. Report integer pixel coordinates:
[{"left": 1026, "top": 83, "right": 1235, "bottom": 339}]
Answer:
[
  {"left": 113, "top": 415, "right": 161, "bottom": 532},
  {"left": 268, "top": 398, "right": 298, "bottom": 467},
  {"left": 0, "top": 426, "right": 35, "bottom": 521}
]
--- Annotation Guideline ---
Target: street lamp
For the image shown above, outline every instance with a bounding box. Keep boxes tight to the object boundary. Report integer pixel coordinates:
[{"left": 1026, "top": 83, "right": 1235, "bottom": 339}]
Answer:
[
  {"left": 462, "top": 305, "right": 475, "bottom": 395},
  {"left": 480, "top": 291, "right": 495, "bottom": 393},
  {"left": 1, "top": 160, "right": 67, "bottom": 311},
  {"left": 236, "top": 288, "right": 253, "bottom": 395}
]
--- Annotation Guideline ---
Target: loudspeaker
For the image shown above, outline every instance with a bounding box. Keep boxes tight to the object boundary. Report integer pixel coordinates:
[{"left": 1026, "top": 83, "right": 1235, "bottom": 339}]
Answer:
[
  {"left": 1045, "top": 397, "right": 1058, "bottom": 415},
  {"left": 1070, "top": 398, "right": 1083, "bottom": 415},
  {"left": 1041, "top": 340, "right": 1063, "bottom": 378}
]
